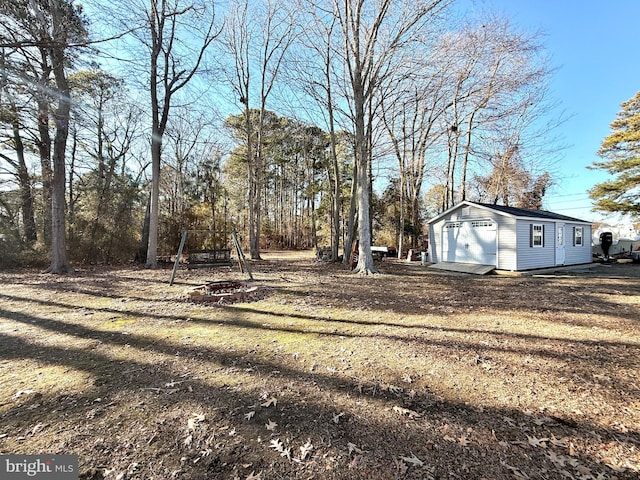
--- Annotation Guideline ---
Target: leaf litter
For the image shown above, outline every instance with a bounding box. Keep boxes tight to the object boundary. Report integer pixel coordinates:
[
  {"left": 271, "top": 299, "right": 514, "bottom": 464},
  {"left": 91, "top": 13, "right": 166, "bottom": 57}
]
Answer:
[{"left": 0, "top": 258, "right": 639, "bottom": 479}]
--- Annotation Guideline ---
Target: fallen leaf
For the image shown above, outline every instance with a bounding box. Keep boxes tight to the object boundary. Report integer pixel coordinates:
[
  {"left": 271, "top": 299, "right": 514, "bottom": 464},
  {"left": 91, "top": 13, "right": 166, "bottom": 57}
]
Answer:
[
  {"left": 400, "top": 454, "right": 423, "bottom": 467},
  {"left": 269, "top": 438, "right": 284, "bottom": 452},
  {"left": 550, "top": 435, "right": 568, "bottom": 448},
  {"left": 527, "top": 435, "right": 548, "bottom": 448},
  {"left": 281, "top": 447, "right": 292, "bottom": 460},
  {"left": 502, "top": 416, "right": 517, "bottom": 427},
  {"left": 13, "top": 390, "right": 34, "bottom": 398},
  {"left": 388, "top": 385, "right": 403, "bottom": 394},
  {"left": 349, "top": 455, "right": 361, "bottom": 469},
  {"left": 244, "top": 411, "right": 255, "bottom": 421},
  {"left": 333, "top": 412, "right": 345, "bottom": 424},
  {"left": 459, "top": 436, "right": 471, "bottom": 447},
  {"left": 299, "top": 440, "right": 313, "bottom": 461},
  {"left": 265, "top": 420, "right": 277, "bottom": 431},
  {"left": 165, "top": 380, "right": 184, "bottom": 387},
  {"left": 348, "top": 442, "right": 363, "bottom": 455},
  {"left": 546, "top": 450, "right": 566, "bottom": 468},
  {"left": 392, "top": 405, "right": 421, "bottom": 418},
  {"left": 192, "top": 413, "right": 205, "bottom": 422},
  {"left": 261, "top": 397, "right": 277, "bottom": 408},
  {"left": 533, "top": 416, "right": 554, "bottom": 426},
  {"left": 31, "top": 423, "right": 46, "bottom": 435},
  {"left": 245, "top": 471, "right": 262, "bottom": 480},
  {"left": 201, "top": 448, "right": 212, "bottom": 457}
]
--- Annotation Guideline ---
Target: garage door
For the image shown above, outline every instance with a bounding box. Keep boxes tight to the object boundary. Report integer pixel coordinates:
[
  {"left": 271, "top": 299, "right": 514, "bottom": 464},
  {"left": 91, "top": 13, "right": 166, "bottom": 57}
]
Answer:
[{"left": 442, "top": 220, "right": 497, "bottom": 265}]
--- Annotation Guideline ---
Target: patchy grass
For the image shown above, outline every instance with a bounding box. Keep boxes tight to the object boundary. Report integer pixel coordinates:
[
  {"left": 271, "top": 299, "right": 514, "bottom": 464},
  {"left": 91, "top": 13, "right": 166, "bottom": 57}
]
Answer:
[{"left": 0, "top": 252, "right": 639, "bottom": 480}]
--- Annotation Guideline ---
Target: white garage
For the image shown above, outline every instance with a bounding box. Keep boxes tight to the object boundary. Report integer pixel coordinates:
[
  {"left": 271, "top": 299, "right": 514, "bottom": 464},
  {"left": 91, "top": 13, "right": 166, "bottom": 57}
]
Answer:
[
  {"left": 427, "top": 201, "right": 593, "bottom": 272},
  {"left": 442, "top": 220, "right": 497, "bottom": 265}
]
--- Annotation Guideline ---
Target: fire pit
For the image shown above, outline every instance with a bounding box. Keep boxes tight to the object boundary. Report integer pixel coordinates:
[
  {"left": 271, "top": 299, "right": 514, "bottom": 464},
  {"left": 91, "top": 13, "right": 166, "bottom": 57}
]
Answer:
[{"left": 186, "top": 280, "right": 262, "bottom": 304}]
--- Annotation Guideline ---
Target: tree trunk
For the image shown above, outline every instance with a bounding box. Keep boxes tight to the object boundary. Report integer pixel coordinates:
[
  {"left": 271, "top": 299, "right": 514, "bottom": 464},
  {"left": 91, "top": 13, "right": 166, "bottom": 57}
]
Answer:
[
  {"left": 146, "top": 136, "right": 161, "bottom": 267},
  {"left": 343, "top": 159, "right": 358, "bottom": 266},
  {"left": 398, "top": 171, "right": 406, "bottom": 258},
  {"left": 352, "top": 79, "right": 377, "bottom": 274},
  {"left": 37, "top": 96, "right": 53, "bottom": 245},
  {"left": 11, "top": 107, "right": 37, "bottom": 244},
  {"left": 145, "top": 8, "right": 162, "bottom": 269},
  {"left": 136, "top": 193, "right": 151, "bottom": 263},
  {"left": 45, "top": 45, "right": 73, "bottom": 274}
]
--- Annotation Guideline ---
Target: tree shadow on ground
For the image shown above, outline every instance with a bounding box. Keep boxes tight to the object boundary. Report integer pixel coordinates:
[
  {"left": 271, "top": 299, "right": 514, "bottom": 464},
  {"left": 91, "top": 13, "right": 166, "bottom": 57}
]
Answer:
[{"left": 1, "top": 298, "right": 639, "bottom": 479}]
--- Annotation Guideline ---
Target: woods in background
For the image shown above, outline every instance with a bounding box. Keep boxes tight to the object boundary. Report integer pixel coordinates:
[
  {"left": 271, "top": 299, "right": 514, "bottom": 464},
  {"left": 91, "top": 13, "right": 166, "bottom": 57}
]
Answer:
[{"left": 0, "top": 0, "right": 560, "bottom": 269}]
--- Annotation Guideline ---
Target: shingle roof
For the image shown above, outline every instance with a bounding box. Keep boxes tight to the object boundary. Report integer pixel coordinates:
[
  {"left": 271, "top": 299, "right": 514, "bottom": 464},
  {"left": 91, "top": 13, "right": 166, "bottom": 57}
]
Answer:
[{"left": 470, "top": 202, "right": 589, "bottom": 223}]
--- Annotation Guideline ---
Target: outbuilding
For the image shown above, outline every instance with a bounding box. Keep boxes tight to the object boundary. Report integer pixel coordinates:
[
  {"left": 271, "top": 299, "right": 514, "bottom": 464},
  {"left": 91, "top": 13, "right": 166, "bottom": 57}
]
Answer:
[{"left": 427, "top": 201, "right": 593, "bottom": 271}]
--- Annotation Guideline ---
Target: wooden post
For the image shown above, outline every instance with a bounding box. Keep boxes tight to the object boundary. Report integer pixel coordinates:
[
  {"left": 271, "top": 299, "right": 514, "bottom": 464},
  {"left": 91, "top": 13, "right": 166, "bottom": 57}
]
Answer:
[
  {"left": 169, "top": 230, "right": 188, "bottom": 285},
  {"left": 232, "top": 231, "right": 253, "bottom": 280}
]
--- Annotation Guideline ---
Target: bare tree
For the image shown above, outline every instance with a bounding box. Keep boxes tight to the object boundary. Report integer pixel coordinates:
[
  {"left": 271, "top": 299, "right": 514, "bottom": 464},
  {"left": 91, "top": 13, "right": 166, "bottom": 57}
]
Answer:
[
  {"left": 0, "top": 51, "right": 38, "bottom": 244},
  {"left": 380, "top": 42, "right": 452, "bottom": 256},
  {"left": 333, "top": 0, "right": 447, "bottom": 274},
  {"left": 1, "top": 0, "right": 89, "bottom": 273},
  {"left": 436, "top": 17, "right": 556, "bottom": 210},
  {"left": 221, "top": 0, "right": 296, "bottom": 259},
  {"left": 68, "top": 69, "right": 139, "bottom": 263},
  {"left": 127, "top": 0, "right": 220, "bottom": 268},
  {"left": 289, "top": 3, "right": 344, "bottom": 261}
]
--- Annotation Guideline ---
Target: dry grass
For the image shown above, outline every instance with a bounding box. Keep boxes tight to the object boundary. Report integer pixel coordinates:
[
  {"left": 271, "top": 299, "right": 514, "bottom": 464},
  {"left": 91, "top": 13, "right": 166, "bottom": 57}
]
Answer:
[{"left": 0, "top": 252, "right": 639, "bottom": 479}]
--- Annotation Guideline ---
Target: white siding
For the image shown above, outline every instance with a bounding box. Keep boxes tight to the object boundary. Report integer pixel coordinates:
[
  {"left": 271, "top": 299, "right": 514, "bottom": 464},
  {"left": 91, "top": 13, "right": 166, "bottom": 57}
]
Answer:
[
  {"left": 496, "top": 217, "right": 517, "bottom": 271},
  {"left": 427, "top": 202, "right": 593, "bottom": 271},
  {"left": 515, "top": 220, "right": 555, "bottom": 270},
  {"left": 428, "top": 218, "right": 445, "bottom": 263},
  {"left": 565, "top": 224, "right": 593, "bottom": 265}
]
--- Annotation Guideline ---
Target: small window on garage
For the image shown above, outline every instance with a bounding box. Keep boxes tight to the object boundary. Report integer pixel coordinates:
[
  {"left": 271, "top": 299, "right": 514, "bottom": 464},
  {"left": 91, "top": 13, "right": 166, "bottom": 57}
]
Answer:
[
  {"left": 445, "top": 222, "right": 461, "bottom": 229},
  {"left": 472, "top": 220, "right": 494, "bottom": 228},
  {"left": 574, "top": 226, "right": 583, "bottom": 246},
  {"left": 531, "top": 224, "right": 543, "bottom": 247}
]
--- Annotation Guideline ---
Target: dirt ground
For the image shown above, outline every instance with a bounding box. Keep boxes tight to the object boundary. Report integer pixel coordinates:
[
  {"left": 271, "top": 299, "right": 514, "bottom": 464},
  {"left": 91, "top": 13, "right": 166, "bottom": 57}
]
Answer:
[{"left": 0, "top": 252, "right": 639, "bottom": 480}]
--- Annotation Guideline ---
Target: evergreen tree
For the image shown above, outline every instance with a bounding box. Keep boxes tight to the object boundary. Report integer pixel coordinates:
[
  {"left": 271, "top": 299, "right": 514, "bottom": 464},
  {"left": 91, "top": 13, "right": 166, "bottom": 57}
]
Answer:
[{"left": 589, "top": 91, "right": 640, "bottom": 217}]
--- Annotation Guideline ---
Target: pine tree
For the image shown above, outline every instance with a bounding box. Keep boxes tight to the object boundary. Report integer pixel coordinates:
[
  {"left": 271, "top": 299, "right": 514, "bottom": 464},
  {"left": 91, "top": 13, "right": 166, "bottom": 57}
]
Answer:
[{"left": 589, "top": 91, "right": 640, "bottom": 217}]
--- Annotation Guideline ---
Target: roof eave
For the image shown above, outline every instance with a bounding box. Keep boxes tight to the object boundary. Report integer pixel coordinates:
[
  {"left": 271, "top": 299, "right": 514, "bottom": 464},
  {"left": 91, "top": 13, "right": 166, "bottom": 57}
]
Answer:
[{"left": 426, "top": 201, "right": 592, "bottom": 225}]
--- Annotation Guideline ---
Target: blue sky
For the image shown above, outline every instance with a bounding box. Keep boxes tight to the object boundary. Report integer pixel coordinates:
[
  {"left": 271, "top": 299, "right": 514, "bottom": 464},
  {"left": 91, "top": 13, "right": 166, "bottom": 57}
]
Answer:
[{"left": 468, "top": 0, "right": 639, "bottom": 222}]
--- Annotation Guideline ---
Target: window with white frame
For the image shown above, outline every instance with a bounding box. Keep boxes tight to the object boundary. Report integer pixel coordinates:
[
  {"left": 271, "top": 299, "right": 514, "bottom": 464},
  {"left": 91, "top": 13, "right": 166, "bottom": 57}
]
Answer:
[
  {"left": 532, "top": 224, "right": 543, "bottom": 247},
  {"left": 574, "top": 226, "right": 583, "bottom": 246}
]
